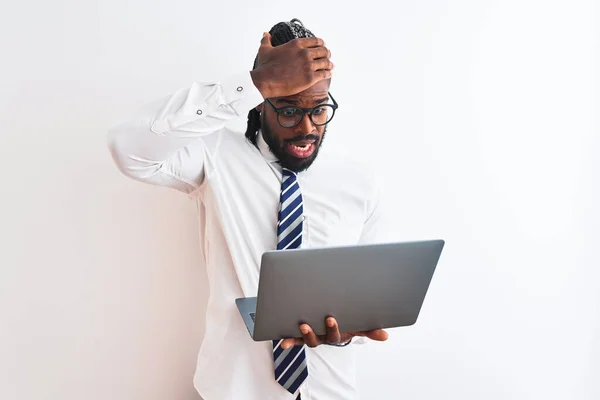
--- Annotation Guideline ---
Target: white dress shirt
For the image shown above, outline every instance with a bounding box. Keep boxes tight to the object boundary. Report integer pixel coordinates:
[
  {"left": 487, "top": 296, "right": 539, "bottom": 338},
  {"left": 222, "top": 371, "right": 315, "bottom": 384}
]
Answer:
[{"left": 107, "top": 71, "right": 384, "bottom": 400}]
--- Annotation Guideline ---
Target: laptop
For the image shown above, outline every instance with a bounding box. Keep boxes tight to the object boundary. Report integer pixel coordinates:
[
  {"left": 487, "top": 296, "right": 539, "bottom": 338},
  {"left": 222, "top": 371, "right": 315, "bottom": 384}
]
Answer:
[{"left": 236, "top": 239, "right": 444, "bottom": 341}]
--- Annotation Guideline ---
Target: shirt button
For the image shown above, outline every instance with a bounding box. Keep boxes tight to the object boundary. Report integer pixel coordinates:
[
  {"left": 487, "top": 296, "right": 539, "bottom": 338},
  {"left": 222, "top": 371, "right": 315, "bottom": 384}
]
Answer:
[
  {"left": 196, "top": 109, "right": 203, "bottom": 115},
  {"left": 237, "top": 86, "right": 244, "bottom": 92}
]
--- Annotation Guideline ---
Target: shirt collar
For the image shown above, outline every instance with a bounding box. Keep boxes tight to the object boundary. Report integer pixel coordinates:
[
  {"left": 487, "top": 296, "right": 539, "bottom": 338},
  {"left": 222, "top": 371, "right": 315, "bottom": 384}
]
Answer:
[{"left": 257, "top": 129, "right": 279, "bottom": 164}]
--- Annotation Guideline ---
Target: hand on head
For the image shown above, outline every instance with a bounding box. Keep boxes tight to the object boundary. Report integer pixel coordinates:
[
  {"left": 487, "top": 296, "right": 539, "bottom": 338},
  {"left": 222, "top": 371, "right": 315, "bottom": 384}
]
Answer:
[{"left": 251, "top": 32, "right": 334, "bottom": 100}]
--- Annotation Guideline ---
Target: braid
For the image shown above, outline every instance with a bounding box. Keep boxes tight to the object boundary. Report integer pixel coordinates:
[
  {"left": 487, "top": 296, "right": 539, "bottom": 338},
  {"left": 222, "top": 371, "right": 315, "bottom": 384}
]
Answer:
[
  {"left": 244, "top": 19, "right": 316, "bottom": 146},
  {"left": 245, "top": 108, "right": 262, "bottom": 145}
]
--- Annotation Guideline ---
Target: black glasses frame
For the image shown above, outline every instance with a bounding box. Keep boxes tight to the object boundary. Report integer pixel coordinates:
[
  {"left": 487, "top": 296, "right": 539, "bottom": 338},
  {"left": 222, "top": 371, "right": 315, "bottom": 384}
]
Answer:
[{"left": 265, "top": 92, "right": 339, "bottom": 128}]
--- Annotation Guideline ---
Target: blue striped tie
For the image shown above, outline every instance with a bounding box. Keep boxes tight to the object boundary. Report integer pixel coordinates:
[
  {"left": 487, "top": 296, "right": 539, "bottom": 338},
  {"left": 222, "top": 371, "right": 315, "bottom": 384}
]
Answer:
[{"left": 272, "top": 168, "right": 308, "bottom": 398}]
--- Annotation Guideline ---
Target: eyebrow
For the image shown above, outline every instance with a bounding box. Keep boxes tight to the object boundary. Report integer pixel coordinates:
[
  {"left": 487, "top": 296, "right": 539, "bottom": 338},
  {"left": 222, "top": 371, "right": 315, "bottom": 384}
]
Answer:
[{"left": 275, "top": 97, "right": 330, "bottom": 106}]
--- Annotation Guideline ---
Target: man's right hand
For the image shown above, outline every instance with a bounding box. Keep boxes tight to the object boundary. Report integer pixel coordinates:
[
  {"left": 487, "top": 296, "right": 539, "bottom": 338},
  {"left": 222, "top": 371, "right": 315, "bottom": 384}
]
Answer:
[{"left": 250, "top": 32, "right": 334, "bottom": 100}]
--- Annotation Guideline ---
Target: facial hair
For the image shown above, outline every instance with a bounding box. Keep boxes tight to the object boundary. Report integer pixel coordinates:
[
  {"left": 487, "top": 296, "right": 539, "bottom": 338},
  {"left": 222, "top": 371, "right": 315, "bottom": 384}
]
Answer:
[{"left": 260, "top": 114, "right": 327, "bottom": 173}]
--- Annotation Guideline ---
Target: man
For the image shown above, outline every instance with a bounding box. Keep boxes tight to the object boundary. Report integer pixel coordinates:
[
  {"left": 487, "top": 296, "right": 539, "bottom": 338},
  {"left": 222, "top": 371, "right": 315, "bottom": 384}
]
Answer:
[{"left": 108, "top": 19, "right": 388, "bottom": 400}]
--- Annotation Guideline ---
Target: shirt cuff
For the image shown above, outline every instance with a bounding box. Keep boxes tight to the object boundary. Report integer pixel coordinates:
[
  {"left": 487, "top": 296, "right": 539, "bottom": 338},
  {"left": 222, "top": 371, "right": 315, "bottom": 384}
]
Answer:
[
  {"left": 325, "top": 335, "right": 367, "bottom": 347},
  {"left": 218, "top": 71, "right": 265, "bottom": 116},
  {"left": 152, "top": 71, "right": 266, "bottom": 134},
  {"left": 349, "top": 336, "right": 369, "bottom": 345}
]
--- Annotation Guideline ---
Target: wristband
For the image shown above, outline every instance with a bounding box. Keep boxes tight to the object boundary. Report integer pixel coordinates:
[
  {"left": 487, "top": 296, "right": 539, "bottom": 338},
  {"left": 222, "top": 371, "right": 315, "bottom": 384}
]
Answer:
[{"left": 326, "top": 339, "right": 352, "bottom": 347}]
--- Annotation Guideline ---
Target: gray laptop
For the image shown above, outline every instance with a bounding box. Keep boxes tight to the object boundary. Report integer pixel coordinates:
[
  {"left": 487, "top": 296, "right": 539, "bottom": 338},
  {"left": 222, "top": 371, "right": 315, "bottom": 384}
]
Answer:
[{"left": 236, "top": 239, "right": 444, "bottom": 341}]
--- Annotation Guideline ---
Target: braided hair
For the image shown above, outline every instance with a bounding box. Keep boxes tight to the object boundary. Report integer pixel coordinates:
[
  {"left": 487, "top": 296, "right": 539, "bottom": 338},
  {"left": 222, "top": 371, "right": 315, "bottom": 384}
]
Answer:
[{"left": 245, "top": 19, "right": 316, "bottom": 146}]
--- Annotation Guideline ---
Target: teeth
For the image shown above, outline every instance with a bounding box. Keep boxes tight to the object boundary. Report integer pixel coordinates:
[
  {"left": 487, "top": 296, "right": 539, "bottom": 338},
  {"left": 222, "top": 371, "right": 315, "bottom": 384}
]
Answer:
[{"left": 292, "top": 144, "right": 310, "bottom": 151}]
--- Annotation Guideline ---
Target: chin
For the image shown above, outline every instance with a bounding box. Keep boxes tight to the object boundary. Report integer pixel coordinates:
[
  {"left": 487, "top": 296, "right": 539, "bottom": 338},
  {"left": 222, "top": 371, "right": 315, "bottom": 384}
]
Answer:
[{"left": 276, "top": 151, "right": 310, "bottom": 171}]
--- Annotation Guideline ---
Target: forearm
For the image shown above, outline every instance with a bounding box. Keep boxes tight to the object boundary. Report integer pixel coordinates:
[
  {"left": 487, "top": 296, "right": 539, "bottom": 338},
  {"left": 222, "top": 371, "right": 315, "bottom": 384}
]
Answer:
[{"left": 107, "top": 71, "right": 263, "bottom": 190}]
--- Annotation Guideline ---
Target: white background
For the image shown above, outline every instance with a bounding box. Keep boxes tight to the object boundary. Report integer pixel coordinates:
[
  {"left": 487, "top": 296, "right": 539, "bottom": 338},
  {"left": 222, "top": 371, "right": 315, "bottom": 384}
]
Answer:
[{"left": 0, "top": 0, "right": 597, "bottom": 399}]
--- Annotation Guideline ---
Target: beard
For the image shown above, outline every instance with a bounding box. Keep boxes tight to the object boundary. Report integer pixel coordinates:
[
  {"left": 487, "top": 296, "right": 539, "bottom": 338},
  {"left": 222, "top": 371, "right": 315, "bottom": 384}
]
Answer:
[{"left": 260, "top": 115, "right": 327, "bottom": 173}]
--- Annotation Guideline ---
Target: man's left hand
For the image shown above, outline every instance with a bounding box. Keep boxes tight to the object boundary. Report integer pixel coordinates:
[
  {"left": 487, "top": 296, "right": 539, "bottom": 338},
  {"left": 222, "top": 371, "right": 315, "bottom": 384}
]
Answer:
[{"left": 280, "top": 317, "right": 389, "bottom": 349}]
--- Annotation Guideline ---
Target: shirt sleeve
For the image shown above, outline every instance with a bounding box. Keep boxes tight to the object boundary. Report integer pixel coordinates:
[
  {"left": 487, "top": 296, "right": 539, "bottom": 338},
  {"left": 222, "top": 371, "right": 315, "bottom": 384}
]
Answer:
[
  {"left": 352, "top": 171, "right": 390, "bottom": 345},
  {"left": 358, "top": 171, "right": 389, "bottom": 245},
  {"left": 107, "top": 71, "right": 264, "bottom": 193}
]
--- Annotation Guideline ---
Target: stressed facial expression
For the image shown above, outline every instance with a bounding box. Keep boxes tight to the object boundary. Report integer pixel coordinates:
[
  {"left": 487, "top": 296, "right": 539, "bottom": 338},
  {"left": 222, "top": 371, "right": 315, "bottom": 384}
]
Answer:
[{"left": 260, "top": 80, "right": 331, "bottom": 172}]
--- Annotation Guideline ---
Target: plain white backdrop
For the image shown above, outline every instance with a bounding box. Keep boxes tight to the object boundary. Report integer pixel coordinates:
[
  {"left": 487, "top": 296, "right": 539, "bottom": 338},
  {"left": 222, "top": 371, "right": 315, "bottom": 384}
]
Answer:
[{"left": 0, "top": 0, "right": 597, "bottom": 399}]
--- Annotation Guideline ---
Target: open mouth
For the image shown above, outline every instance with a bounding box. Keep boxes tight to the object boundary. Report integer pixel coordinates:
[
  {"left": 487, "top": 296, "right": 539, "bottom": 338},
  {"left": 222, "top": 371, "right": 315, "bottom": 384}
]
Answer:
[{"left": 285, "top": 140, "right": 316, "bottom": 159}]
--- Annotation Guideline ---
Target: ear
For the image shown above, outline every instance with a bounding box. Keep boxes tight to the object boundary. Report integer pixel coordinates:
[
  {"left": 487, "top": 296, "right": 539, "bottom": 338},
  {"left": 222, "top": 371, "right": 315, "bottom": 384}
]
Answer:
[{"left": 255, "top": 102, "right": 264, "bottom": 113}]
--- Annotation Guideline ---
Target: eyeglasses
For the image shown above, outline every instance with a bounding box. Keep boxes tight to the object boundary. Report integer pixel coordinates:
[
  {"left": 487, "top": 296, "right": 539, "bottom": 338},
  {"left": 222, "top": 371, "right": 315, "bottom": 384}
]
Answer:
[{"left": 265, "top": 92, "right": 339, "bottom": 128}]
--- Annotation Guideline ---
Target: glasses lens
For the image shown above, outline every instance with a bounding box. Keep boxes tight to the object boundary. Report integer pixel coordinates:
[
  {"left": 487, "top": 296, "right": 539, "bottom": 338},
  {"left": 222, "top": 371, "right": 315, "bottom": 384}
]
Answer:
[
  {"left": 278, "top": 107, "right": 303, "bottom": 128},
  {"left": 277, "top": 105, "right": 335, "bottom": 127},
  {"left": 310, "top": 105, "right": 334, "bottom": 126}
]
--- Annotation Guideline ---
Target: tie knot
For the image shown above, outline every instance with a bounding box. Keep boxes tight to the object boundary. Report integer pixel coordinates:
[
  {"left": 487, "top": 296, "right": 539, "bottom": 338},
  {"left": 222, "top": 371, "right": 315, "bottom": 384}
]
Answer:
[{"left": 282, "top": 168, "right": 297, "bottom": 178}]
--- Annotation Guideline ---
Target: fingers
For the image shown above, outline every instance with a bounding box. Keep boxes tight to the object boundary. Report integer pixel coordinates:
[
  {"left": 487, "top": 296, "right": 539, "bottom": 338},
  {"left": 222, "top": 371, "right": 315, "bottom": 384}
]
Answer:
[
  {"left": 348, "top": 329, "right": 389, "bottom": 342},
  {"left": 312, "top": 59, "right": 334, "bottom": 72},
  {"left": 297, "top": 36, "right": 325, "bottom": 48},
  {"left": 300, "top": 324, "right": 320, "bottom": 347},
  {"left": 307, "top": 46, "right": 331, "bottom": 61},
  {"left": 280, "top": 337, "right": 303, "bottom": 350},
  {"left": 260, "top": 32, "right": 272, "bottom": 47},
  {"left": 314, "top": 69, "right": 333, "bottom": 81},
  {"left": 280, "top": 323, "right": 322, "bottom": 349},
  {"left": 325, "top": 317, "right": 342, "bottom": 344},
  {"left": 309, "top": 47, "right": 333, "bottom": 78},
  {"left": 281, "top": 322, "right": 387, "bottom": 349},
  {"left": 364, "top": 329, "right": 389, "bottom": 342}
]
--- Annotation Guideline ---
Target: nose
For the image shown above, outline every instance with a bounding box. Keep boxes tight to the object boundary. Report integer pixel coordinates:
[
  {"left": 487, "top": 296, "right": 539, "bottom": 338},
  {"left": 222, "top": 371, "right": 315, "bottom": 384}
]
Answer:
[{"left": 295, "top": 112, "right": 316, "bottom": 135}]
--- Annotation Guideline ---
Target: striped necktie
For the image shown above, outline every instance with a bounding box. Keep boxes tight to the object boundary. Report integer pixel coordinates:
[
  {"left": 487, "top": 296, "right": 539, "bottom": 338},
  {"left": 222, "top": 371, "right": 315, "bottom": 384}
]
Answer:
[{"left": 272, "top": 168, "right": 308, "bottom": 398}]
